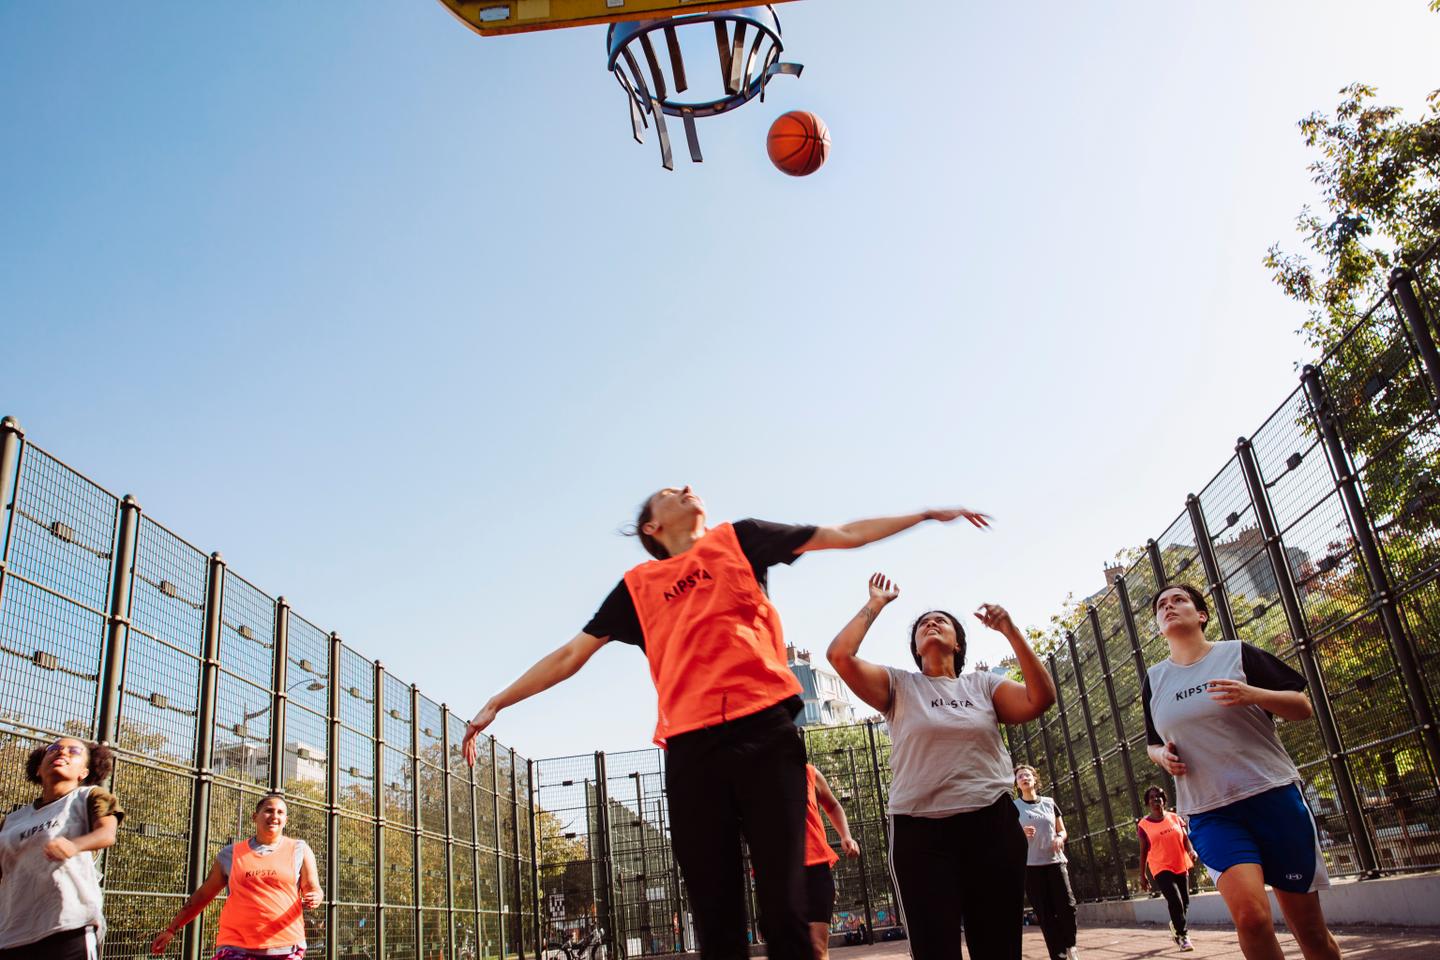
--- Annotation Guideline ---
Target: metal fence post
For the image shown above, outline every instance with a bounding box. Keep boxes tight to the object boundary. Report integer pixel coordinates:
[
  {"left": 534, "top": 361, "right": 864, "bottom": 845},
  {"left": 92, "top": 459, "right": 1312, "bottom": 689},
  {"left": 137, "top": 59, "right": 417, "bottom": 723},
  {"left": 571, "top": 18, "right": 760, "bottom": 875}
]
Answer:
[
  {"left": 509, "top": 747, "right": 522, "bottom": 958},
  {"left": 97, "top": 494, "right": 141, "bottom": 745},
  {"left": 492, "top": 738, "right": 507, "bottom": 958},
  {"left": 1391, "top": 266, "right": 1440, "bottom": 403},
  {"left": 846, "top": 745, "right": 876, "bottom": 945},
  {"left": 442, "top": 706, "right": 457, "bottom": 960},
  {"left": 0, "top": 417, "right": 23, "bottom": 603},
  {"left": 326, "top": 633, "right": 342, "bottom": 960},
  {"left": 528, "top": 758, "right": 542, "bottom": 960},
  {"left": 1086, "top": 605, "right": 1141, "bottom": 822},
  {"left": 1048, "top": 654, "right": 1098, "bottom": 896},
  {"left": 1302, "top": 364, "right": 1440, "bottom": 779},
  {"left": 269, "top": 597, "right": 290, "bottom": 792},
  {"left": 1036, "top": 713, "right": 1065, "bottom": 816},
  {"left": 412, "top": 685, "right": 424, "bottom": 956},
  {"left": 1235, "top": 436, "right": 1381, "bottom": 876},
  {"left": 594, "top": 750, "right": 618, "bottom": 956},
  {"left": 1064, "top": 630, "right": 1126, "bottom": 897},
  {"left": 1115, "top": 575, "right": 1174, "bottom": 800},
  {"left": 375, "top": 661, "right": 388, "bottom": 957},
  {"left": 182, "top": 552, "right": 225, "bottom": 960},
  {"left": 1187, "top": 493, "right": 1239, "bottom": 641}
]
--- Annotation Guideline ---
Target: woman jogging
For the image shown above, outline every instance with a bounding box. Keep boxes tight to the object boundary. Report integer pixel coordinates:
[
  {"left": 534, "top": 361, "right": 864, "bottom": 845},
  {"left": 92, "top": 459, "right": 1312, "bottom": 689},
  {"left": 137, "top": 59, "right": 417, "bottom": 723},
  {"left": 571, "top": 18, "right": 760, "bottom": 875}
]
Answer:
[
  {"left": 1137, "top": 784, "right": 1196, "bottom": 952},
  {"left": 461, "top": 487, "right": 988, "bottom": 960},
  {"left": 150, "top": 793, "right": 323, "bottom": 958},
  {"left": 826, "top": 573, "right": 1055, "bottom": 960},
  {"left": 1013, "top": 764, "right": 1077, "bottom": 960},
  {"left": 0, "top": 737, "right": 122, "bottom": 960},
  {"left": 802, "top": 763, "right": 860, "bottom": 960},
  {"left": 1143, "top": 583, "right": 1340, "bottom": 960}
]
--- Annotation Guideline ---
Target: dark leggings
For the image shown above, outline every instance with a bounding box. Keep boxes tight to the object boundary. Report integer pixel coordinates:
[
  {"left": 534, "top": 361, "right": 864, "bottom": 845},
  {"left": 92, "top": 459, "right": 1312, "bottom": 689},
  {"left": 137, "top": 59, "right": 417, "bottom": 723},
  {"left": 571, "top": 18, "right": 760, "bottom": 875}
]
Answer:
[
  {"left": 665, "top": 704, "right": 810, "bottom": 960},
  {"left": 1025, "top": 862, "right": 1077, "bottom": 959},
  {"left": 0, "top": 927, "right": 97, "bottom": 960},
  {"left": 889, "top": 795, "right": 1028, "bottom": 960},
  {"left": 1153, "top": 870, "right": 1190, "bottom": 937}
]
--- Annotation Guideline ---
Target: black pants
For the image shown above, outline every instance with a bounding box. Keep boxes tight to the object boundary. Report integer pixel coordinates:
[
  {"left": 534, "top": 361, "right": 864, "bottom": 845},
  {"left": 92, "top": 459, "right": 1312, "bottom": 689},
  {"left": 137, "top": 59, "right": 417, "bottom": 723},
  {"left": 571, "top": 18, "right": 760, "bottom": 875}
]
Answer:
[
  {"left": 889, "top": 795, "right": 1028, "bottom": 960},
  {"left": 1153, "top": 870, "right": 1190, "bottom": 937},
  {"left": 1024, "top": 863, "right": 1077, "bottom": 959},
  {"left": 666, "top": 703, "right": 810, "bottom": 960},
  {"left": 0, "top": 927, "right": 98, "bottom": 960}
]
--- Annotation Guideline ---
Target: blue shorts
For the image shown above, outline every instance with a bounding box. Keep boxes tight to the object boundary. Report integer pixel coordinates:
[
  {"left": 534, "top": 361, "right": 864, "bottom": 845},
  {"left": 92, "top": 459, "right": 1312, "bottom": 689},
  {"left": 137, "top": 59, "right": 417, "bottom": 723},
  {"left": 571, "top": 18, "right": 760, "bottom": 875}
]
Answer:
[{"left": 1188, "top": 783, "right": 1329, "bottom": 894}]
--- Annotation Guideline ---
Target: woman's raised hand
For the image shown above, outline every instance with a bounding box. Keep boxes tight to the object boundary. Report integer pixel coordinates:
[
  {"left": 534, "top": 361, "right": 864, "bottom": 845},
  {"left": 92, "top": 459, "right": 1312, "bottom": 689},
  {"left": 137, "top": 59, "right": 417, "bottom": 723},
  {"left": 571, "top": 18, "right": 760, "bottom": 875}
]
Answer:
[
  {"left": 868, "top": 573, "right": 899, "bottom": 604},
  {"left": 974, "top": 603, "right": 1017, "bottom": 635}
]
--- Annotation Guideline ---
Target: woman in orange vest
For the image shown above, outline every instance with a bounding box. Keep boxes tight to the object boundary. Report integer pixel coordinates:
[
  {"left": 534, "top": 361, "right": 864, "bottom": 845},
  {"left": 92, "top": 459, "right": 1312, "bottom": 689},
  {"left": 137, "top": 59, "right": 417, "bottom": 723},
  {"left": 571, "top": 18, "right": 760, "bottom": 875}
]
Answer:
[
  {"left": 462, "top": 486, "right": 988, "bottom": 960},
  {"left": 1137, "top": 785, "right": 1197, "bottom": 952},
  {"left": 149, "top": 793, "right": 323, "bottom": 959},
  {"left": 802, "top": 763, "right": 859, "bottom": 960}
]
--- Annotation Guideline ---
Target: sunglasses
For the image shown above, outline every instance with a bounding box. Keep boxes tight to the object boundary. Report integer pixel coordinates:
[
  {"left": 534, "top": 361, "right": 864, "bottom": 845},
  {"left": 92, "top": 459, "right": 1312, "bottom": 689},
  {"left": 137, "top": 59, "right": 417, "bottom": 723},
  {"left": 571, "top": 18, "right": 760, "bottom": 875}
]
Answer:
[{"left": 45, "top": 743, "right": 87, "bottom": 758}]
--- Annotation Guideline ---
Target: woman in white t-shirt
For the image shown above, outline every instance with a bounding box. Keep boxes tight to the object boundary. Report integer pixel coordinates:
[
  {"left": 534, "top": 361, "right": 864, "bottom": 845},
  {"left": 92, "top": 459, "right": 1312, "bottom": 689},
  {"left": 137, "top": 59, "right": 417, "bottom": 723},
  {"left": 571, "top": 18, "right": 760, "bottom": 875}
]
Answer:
[
  {"left": 827, "top": 574, "right": 1056, "bottom": 960},
  {"left": 0, "top": 737, "right": 123, "bottom": 960}
]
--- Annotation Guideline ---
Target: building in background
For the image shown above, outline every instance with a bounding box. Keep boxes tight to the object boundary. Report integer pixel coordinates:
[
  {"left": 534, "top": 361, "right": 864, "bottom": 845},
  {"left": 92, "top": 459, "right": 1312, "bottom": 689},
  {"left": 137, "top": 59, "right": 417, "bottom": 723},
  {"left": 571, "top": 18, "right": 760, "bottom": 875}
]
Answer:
[{"left": 787, "top": 645, "right": 857, "bottom": 727}]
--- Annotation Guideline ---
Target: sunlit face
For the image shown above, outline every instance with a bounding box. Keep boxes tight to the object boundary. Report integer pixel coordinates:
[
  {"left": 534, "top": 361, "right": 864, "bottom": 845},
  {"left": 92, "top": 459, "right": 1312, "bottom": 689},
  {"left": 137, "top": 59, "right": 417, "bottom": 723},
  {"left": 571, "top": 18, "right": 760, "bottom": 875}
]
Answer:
[
  {"left": 914, "top": 612, "right": 958, "bottom": 657},
  {"left": 42, "top": 738, "right": 90, "bottom": 787},
  {"left": 1015, "top": 768, "right": 1038, "bottom": 792},
  {"left": 642, "top": 486, "right": 705, "bottom": 538},
  {"left": 1154, "top": 587, "right": 1207, "bottom": 637},
  {"left": 253, "top": 798, "right": 288, "bottom": 834}
]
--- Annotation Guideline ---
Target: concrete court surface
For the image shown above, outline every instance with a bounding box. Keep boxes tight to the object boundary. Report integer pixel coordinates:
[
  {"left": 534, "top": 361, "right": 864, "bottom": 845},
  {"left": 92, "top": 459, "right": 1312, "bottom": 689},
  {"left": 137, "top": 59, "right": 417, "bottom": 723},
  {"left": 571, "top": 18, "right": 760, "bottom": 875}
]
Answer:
[{"left": 826, "top": 922, "right": 1440, "bottom": 959}]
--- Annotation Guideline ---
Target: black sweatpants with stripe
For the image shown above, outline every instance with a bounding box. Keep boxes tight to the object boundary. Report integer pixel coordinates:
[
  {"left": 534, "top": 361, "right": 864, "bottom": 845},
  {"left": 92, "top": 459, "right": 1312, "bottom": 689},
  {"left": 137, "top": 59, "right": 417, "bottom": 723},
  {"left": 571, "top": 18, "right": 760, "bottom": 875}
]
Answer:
[
  {"left": 665, "top": 703, "right": 810, "bottom": 960},
  {"left": 890, "top": 795, "right": 1028, "bottom": 960}
]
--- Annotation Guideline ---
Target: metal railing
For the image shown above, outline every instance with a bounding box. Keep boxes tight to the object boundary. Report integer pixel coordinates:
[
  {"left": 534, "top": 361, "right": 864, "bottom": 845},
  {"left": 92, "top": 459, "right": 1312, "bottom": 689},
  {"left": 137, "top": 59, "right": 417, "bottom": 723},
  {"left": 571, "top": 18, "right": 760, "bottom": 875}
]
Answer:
[{"left": 0, "top": 427, "right": 541, "bottom": 960}]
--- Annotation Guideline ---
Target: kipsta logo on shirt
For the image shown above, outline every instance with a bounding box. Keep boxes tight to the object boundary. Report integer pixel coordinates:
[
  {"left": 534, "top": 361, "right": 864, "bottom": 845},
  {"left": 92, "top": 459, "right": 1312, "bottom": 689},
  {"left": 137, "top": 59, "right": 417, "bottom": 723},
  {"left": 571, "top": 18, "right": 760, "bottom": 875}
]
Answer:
[
  {"left": 930, "top": 698, "right": 975, "bottom": 709},
  {"left": 1174, "top": 683, "right": 1211, "bottom": 702},
  {"left": 663, "top": 568, "right": 713, "bottom": 602}
]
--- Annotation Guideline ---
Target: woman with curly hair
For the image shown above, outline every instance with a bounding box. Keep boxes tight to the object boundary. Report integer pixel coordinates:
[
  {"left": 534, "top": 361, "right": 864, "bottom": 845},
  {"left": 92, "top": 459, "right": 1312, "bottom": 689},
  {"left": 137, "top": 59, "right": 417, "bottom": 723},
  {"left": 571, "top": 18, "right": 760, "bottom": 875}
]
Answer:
[
  {"left": 827, "top": 573, "right": 1056, "bottom": 960},
  {"left": 0, "top": 737, "right": 123, "bottom": 960}
]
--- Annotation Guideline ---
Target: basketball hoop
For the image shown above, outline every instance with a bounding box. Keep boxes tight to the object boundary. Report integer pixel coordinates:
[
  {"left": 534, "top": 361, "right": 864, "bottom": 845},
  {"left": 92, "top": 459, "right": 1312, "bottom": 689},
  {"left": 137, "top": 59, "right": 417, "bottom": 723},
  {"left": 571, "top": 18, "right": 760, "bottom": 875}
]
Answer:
[{"left": 607, "top": 5, "right": 803, "bottom": 169}]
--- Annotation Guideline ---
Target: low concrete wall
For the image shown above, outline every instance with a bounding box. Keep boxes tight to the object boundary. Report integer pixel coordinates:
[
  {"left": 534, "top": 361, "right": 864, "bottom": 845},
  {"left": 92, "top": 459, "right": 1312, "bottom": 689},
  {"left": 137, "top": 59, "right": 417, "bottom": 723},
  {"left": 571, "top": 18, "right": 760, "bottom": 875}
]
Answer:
[{"left": 1076, "top": 872, "right": 1440, "bottom": 929}]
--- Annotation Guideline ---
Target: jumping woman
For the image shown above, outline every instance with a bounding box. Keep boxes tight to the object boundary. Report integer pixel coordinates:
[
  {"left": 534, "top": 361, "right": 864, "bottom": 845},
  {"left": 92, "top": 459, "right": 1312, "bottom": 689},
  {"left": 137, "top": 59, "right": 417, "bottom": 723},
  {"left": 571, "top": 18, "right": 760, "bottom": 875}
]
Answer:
[
  {"left": 1137, "top": 784, "right": 1196, "bottom": 952},
  {"left": 1013, "top": 764, "right": 1078, "bottom": 960},
  {"left": 0, "top": 737, "right": 122, "bottom": 960},
  {"left": 150, "top": 793, "right": 323, "bottom": 959},
  {"left": 461, "top": 487, "right": 988, "bottom": 960},
  {"left": 826, "top": 573, "right": 1055, "bottom": 960},
  {"left": 1143, "top": 583, "right": 1340, "bottom": 960}
]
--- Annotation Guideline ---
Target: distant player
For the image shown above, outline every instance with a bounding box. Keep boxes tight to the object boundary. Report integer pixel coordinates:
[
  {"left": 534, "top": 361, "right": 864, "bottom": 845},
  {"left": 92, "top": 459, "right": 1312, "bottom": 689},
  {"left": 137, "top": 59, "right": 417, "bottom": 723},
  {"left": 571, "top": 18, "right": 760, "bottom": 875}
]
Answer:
[
  {"left": 150, "top": 793, "right": 322, "bottom": 959},
  {"left": 801, "top": 763, "right": 860, "bottom": 960}
]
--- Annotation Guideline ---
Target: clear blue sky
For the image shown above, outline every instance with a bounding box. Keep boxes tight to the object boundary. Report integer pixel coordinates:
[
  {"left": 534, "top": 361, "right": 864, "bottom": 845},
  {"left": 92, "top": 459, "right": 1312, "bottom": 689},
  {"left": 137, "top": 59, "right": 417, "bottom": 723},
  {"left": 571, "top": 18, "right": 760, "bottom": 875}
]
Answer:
[{"left": 2, "top": 1, "right": 1437, "bottom": 760}]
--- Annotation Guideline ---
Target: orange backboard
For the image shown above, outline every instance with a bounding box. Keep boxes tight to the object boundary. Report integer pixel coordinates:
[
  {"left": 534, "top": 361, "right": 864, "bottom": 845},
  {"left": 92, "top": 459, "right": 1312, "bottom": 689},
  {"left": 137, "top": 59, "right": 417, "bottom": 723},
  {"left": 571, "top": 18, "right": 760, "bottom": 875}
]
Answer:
[{"left": 438, "top": 0, "right": 801, "bottom": 37}]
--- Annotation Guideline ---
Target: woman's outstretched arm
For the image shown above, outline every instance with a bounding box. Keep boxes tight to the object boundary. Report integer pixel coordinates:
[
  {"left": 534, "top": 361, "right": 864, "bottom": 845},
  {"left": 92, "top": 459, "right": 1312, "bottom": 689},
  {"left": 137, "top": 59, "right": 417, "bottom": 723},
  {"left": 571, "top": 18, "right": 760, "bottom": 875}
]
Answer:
[
  {"left": 827, "top": 573, "right": 900, "bottom": 714},
  {"left": 462, "top": 632, "right": 607, "bottom": 763},
  {"left": 799, "top": 508, "right": 989, "bottom": 552}
]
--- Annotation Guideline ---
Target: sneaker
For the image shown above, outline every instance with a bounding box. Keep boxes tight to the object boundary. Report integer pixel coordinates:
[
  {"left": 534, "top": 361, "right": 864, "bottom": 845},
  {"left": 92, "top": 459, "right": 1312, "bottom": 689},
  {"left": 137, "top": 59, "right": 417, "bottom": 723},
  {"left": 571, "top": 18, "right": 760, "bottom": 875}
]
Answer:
[{"left": 1178, "top": 936, "right": 1194, "bottom": 952}]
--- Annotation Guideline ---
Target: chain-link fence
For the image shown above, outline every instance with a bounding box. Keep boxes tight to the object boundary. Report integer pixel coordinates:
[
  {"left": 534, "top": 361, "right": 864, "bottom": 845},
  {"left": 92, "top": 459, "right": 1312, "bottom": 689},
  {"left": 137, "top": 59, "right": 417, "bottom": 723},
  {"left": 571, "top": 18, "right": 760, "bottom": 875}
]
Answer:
[
  {"left": 0, "top": 430, "right": 541, "bottom": 960},
  {"left": 531, "top": 246, "right": 1440, "bottom": 952}
]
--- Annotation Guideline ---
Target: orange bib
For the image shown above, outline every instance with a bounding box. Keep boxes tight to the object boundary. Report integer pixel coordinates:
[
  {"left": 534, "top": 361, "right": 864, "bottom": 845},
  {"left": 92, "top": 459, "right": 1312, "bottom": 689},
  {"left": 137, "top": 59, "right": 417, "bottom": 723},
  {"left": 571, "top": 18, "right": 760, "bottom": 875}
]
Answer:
[
  {"left": 804, "top": 765, "right": 839, "bottom": 867},
  {"left": 214, "top": 836, "right": 306, "bottom": 950},
  {"left": 623, "top": 523, "right": 802, "bottom": 745},
  {"left": 1139, "top": 812, "right": 1193, "bottom": 876}
]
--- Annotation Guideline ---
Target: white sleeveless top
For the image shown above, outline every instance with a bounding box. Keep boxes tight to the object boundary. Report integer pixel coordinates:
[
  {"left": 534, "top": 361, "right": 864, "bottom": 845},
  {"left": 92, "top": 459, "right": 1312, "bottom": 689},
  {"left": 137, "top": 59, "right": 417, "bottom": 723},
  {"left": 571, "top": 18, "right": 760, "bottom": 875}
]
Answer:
[{"left": 0, "top": 786, "right": 107, "bottom": 948}]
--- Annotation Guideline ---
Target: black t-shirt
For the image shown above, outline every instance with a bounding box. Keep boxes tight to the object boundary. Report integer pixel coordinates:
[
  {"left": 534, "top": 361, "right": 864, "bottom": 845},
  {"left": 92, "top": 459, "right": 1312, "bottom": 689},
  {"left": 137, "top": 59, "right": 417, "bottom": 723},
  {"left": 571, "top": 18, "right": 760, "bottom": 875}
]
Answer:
[
  {"left": 1142, "top": 641, "right": 1307, "bottom": 746},
  {"left": 582, "top": 519, "right": 817, "bottom": 650}
]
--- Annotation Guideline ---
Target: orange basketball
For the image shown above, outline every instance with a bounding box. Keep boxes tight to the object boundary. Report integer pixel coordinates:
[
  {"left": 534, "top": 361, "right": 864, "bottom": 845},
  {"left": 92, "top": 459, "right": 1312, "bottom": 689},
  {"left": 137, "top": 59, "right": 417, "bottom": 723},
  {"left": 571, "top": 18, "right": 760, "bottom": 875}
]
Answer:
[{"left": 767, "top": 111, "right": 830, "bottom": 176}]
